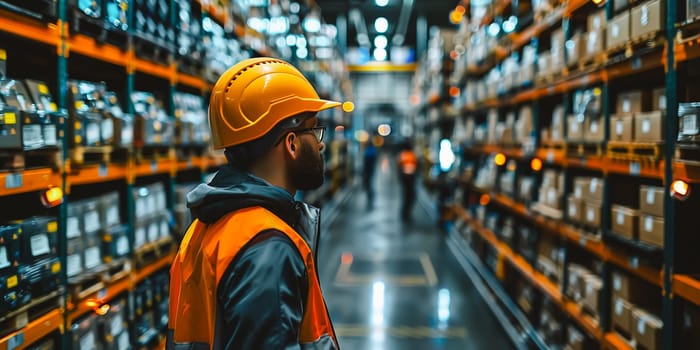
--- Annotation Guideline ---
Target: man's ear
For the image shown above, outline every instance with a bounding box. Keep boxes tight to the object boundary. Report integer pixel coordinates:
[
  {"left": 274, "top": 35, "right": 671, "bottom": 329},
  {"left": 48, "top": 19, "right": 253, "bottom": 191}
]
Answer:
[{"left": 284, "top": 133, "right": 298, "bottom": 159}]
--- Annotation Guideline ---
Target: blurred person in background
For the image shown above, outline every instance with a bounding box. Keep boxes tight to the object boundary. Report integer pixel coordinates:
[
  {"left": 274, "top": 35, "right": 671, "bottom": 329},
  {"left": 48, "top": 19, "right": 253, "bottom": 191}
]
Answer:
[
  {"left": 397, "top": 139, "right": 418, "bottom": 222},
  {"left": 362, "top": 138, "right": 378, "bottom": 210},
  {"left": 168, "top": 57, "right": 342, "bottom": 350}
]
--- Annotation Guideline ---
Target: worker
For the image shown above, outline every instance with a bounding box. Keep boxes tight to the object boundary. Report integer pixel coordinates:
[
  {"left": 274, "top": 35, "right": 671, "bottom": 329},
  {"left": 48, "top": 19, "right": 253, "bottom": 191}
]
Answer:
[
  {"left": 167, "top": 57, "right": 342, "bottom": 350},
  {"left": 397, "top": 139, "right": 418, "bottom": 222}
]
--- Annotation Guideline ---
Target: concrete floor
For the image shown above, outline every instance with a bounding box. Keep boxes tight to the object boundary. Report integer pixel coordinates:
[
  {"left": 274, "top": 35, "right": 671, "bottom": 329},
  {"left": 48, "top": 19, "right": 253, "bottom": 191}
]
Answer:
[{"left": 317, "top": 152, "right": 516, "bottom": 350}]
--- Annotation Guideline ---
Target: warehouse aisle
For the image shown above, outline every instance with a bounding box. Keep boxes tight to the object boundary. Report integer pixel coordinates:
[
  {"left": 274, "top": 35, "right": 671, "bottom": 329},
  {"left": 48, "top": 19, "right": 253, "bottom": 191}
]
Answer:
[{"left": 317, "top": 152, "right": 516, "bottom": 350}]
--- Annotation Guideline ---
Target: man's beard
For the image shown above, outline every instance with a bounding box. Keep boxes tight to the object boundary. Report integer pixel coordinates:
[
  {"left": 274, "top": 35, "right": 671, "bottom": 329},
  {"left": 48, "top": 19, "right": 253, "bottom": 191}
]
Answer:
[{"left": 288, "top": 140, "right": 325, "bottom": 191}]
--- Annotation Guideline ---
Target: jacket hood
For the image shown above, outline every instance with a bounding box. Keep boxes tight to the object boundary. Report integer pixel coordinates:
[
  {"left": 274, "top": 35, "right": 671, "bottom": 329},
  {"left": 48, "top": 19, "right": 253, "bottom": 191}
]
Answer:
[
  {"left": 187, "top": 165, "right": 298, "bottom": 225},
  {"left": 186, "top": 166, "right": 323, "bottom": 258}
]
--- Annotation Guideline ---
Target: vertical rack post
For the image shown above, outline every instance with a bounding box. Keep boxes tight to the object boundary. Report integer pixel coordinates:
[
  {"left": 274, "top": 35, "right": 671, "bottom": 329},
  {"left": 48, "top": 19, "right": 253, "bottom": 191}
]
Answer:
[
  {"left": 57, "top": 0, "right": 70, "bottom": 348},
  {"left": 662, "top": 0, "right": 678, "bottom": 348}
]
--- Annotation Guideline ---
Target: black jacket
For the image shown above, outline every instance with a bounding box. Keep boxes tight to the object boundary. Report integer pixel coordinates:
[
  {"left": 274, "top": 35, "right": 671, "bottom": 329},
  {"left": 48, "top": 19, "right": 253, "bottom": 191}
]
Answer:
[{"left": 186, "top": 165, "right": 326, "bottom": 349}]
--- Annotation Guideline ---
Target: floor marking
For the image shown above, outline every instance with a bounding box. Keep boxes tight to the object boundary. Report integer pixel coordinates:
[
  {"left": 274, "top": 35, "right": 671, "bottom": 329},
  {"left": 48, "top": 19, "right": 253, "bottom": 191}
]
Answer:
[
  {"left": 333, "top": 324, "right": 467, "bottom": 339},
  {"left": 334, "top": 251, "right": 438, "bottom": 286}
]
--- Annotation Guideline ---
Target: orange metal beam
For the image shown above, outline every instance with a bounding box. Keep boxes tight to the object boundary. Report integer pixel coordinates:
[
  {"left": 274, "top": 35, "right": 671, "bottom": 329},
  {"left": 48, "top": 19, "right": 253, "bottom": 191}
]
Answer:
[
  {"left": 134, "top": 251, "right": 176, "bottom": 284},
  {"left": 455, "top": 207, "right": 605, "bottom": 340},
  {"left": 0, "top": 9, "right": 61, "bottom": 47},
  {"left": 134, "top": 58, "right": 175, "bottom": 81},
  {"left": 0, "top": 309, "right": 63, "bottom": 350},
  {"left": 1, "top": 168, "right": 61, "bottom": 196},
  {"left": 673, "top": 160, "right": 700, "bottom": 183},
  {"left": 603, "top": 332, "right": 634, "bottom": 350},
  {"left": 66, "top": 164, "right": 128, "bottom": 188},
  {"left": 67, "top": 34, "right": 129, "bottom": 67},
  {"left": 673, "top": 274, "right": 700, "bottom": 307},
  {"left": 67, "top": 275, "right": 131, "bottom": 323},
  {"left": 178, "top": 73, "right": 209, "bottom": 91}
]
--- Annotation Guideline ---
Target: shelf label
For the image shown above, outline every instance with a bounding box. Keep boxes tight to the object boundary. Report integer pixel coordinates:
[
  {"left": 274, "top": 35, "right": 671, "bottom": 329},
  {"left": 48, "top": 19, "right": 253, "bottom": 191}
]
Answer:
[
  {"left": 99, "top": 164, "right": 108, "bottom": 177},
  {"left": 629, "top": 256, "right": 640, "bottom": 269},
  {"left": 7, "top": 332, "right": 24, "bottom": 350},
  {"left": 98, "top": 288, "right": 107, "bottom": 299},
  {"left": 5, "top": 173, "right": 22, "bottom": 189},
  {"left": 151, "top": 160, "right": 158, "bottom": 172},
  {"left": 547, "top": 150, "right": 554, "bottom": 163},
  {"left": 580, "top": 235, "right": 587, "bottom": 247},
  {"left": 632, "top": 57, "right": 642, "bottom": 70},
  {"left": 629, "top": 162, "right": 641, "bottom": 176}
]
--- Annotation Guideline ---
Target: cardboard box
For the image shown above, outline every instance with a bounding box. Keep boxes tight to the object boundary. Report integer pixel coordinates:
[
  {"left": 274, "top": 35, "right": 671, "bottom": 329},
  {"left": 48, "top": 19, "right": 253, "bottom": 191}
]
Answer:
[
  {"left": 584, "top": 200, "right": 602, "bottom": 228},
  {"left": 612, "top": 297, "right": 634, "bottom": 337},
  {"left": 0, "top": 107, "right": 22, "bottom": 149},
  {"left": 588, "top": 9, "right": 607, "bottom": 30},
  {"left": 632, "top": 308, "right": 662, "bottom": 350},
  {"left": 582, "top": 274, "right": 602, "bottom": 315},
  {"left": 567, "top": 196, "right": 583, "bottom": 223},
  {"left": 588, "top": 177, "right": 604, "bottom": 202},
  {"left": 690, "top": 0, "right": 700, "bottom": 21},
  {"left": 16, "top": 216, "right": 58, "bottom": 264},
  {"left": 617, "top": 91, "right": 643, "bottom": 114},
  {"left": 639, "top": 215, "right": 664, "bottom": 247},
  {"left": 682, "top": 302, "right": 700, "bottom": 348},
  {"left": 614, "top": 0, "right": 630, "bottom": 12},
  {"left": 568, "top": 115, "right": 584, "bottom": 141},
  {"left": 102, "top": 224, "right": 130, "bottom": 263},
  {"left": 584, "top": 117, "right": 605, "bottom": 142},
  {"left": 612, "top": 271, "right": 633, "bottom": 300},
  {"left": 551, "top": 29, "right": 565, "bottom": 70},
  {"left": 537, "top": 51, "right": 551, "bottom": 78},
  {"left": 631, "top": 0, "right": 663, "bottom": 39},
  {"left": 610, "top": 114, "right": 635, "bottom": 142},
  {"left": 82, "top": 199, "right": 101, "bottom": 236},
  {"left": 566, "top": 326, "right": 585, "bottom": 350},
  {"left": 566, "top": 33, "right": 583, "bottom": 67},
  {"left": 573, "top": 177, "right": 589, "bottom": 199},
  {"left": 635, "top": 111, "right": 664, "bottom": 143},
  {"left": 607, "top": 11, "right": 631, "bottom": 49},
  {"left": 640, "top": 185, "right": 664, "bottom": 216},
  {"left": 66, "top": 237, "right": 83, "bottom": 278},
  {"left": 611, "top": 205, "right": 639, "bottom": 240},
  {"left": 100, "top": 191, "right": 121, "bottom": 228},
  {"left": 652, "top": 88, "right": 666, "bottom": 111},
  {"left": 584, "top": 29, "right": 605, "bottom": 58}
]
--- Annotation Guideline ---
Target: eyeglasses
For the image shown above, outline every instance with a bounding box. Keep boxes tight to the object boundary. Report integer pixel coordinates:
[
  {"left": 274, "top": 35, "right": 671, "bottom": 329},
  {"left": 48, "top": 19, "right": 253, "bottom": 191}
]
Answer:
[{"left": 274, "top": 126, "right": 326, "bottom": 146}]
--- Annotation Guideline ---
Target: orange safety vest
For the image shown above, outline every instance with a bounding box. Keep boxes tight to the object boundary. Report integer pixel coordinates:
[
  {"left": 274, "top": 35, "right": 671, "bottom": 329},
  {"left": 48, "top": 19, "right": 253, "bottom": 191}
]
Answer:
[
  {"left": 398, "top": 150, "right": 418, "bottom": 175},
  {"left": 168, "top": 206, "right": 338, "bottom": 349}
]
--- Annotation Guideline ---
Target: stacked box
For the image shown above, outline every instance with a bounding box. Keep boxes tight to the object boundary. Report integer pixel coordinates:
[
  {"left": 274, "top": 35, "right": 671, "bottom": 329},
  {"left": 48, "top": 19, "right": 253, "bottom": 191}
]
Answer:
[
  {"left": 98, "top": 295, "right": 128, "bottom": 349},
  {"left": 70, "top": 314, "right": 98, "bottom": 349},
  {"left": 611, "top": 205, "right": 639, "bottom": 239},
  {"left": 639, "top": 186, "right": 664, "bottom": 247},
  {"left": 612, "top": 296, "right": 635, "bottom": 338},
  {"left": 632, "top": 309, "right": 662, "bottom": 350},
  {"left": 635, "top": 111, "right": 664, "bottom": 142},
  {"left": 0, "top": 225, "right": 31, "bottom": 313},
  {"left": 631, "top": 0, "right": 664, "bottom": 39},
  {"left": 15, "top": 216, "right": 61, "bottom": 297},
  {"left": 607, "top": 11, "right": 631, "bottom": 49},
  {"left": 102, "top": 224, "right": 130, "bottom": 263},
  {"left": 610, "top": 114, "right": 634, "bottom": 142},
  {"left": 571, "top": 176, "right": 604, "bottom": 230}
]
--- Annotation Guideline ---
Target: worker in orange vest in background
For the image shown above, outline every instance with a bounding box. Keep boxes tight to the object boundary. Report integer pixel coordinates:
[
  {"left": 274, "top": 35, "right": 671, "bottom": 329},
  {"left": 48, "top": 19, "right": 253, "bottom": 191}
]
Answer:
[{"left": 397, "top": 140, "right": 418, "bottom": 222}]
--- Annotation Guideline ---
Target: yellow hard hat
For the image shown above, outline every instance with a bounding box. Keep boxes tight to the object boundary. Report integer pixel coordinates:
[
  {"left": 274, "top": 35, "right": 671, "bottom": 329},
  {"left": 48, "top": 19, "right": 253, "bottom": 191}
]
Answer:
[{"left": 209, "top": 57, "right": 342, "bottom": 149}]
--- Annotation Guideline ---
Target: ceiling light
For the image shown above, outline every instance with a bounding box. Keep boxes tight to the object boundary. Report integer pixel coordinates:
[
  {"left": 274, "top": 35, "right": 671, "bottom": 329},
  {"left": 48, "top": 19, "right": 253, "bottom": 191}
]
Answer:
[
  {"left": 303, "top": 16, "right": 321, "bottom": 33},
  {"left": 286, "top": 34, "right": 297, "bottom": 46},
  {"left": 376, "top": 0, "right": 389, "bottom": 7},
  {"left": 373, "top": 47, "right": 387, "bottom": 61},
  {"left": 296, "top": 47, "right": 308, "bottom": 59},
  {"left": 503, "top": 16, "right": 518, "bottom": 33},
  {"left": 375, "top": 17, "right": 388, "bottom": 33},
  {"left": 374, "top": 35, "right": 388, "bottom": 49},
  {"left": 488, "top": 22, "right": 500, "bottom": 37}
]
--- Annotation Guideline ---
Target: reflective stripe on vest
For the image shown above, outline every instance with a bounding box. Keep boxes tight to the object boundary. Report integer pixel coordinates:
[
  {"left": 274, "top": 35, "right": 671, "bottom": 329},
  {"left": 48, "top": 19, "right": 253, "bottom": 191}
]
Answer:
[{"left": 168, "top": 206, "right": 338, "bottom": 349}]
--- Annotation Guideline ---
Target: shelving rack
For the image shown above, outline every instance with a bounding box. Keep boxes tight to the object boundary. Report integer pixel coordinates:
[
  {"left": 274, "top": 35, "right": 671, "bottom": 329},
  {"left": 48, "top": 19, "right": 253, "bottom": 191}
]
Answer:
[{"left": 417, "top": 0, "right": 700, "bottom": 348}]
